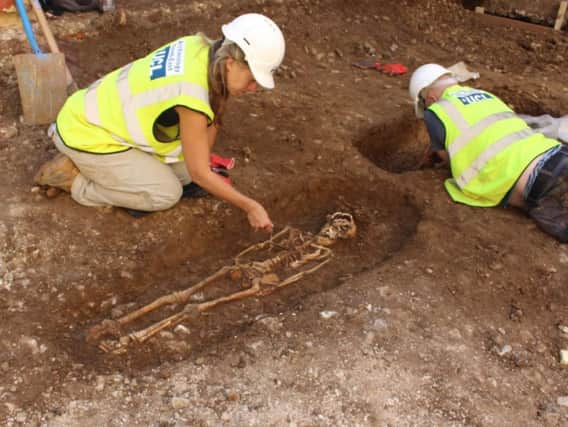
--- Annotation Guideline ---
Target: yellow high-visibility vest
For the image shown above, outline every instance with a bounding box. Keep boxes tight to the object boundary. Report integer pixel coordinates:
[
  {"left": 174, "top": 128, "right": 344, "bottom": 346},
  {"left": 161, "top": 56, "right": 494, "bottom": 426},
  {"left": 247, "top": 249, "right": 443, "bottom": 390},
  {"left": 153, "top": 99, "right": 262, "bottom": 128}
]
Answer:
[
  {"left": 56, "top": 35, "right": 214, "bottom": 163},
  {"left": 429, "top": 85, "right": 559, "bottom": 207}
]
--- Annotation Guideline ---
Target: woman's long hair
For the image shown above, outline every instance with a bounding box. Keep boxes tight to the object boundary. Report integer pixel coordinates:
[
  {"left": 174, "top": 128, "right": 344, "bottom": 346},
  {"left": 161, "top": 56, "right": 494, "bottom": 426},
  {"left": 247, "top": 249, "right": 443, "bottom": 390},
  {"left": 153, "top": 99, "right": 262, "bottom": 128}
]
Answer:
[{"left": 198, "top": 33, "right": 247, "bottom": 126}]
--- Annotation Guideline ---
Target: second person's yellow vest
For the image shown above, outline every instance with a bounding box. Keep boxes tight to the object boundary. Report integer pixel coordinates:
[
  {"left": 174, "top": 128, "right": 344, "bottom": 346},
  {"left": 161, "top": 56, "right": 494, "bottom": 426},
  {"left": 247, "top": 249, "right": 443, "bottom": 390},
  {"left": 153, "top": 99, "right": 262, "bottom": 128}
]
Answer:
[{"left": 428, "top": 85, "right": 559, "bottom": 207}]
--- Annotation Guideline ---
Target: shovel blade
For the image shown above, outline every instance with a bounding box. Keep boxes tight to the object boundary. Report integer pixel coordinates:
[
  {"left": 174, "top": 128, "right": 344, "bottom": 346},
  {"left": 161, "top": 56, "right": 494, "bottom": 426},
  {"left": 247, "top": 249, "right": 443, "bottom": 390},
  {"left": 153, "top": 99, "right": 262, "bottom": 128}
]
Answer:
[{"left": 13, "top": 53, "right": 68, "bottom": 125}]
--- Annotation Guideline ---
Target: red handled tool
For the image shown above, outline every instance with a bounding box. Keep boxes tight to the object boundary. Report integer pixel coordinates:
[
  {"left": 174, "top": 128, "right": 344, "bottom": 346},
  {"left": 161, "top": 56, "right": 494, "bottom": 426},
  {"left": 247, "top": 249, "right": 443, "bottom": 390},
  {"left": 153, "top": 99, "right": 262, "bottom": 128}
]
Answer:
[
  {"left": 352, "top": 58, "right": 408, "bottom": 76},
  {"left": 210, "top": 153, "right": 235, "bottom": 185}
]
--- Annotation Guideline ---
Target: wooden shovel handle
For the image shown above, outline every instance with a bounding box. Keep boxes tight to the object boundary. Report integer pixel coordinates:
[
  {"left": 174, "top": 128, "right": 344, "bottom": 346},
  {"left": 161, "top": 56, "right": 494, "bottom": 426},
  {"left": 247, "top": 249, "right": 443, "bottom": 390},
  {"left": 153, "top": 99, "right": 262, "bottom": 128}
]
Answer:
[{"left": 29, "top": 0, "right": 79, "bottom": 93}]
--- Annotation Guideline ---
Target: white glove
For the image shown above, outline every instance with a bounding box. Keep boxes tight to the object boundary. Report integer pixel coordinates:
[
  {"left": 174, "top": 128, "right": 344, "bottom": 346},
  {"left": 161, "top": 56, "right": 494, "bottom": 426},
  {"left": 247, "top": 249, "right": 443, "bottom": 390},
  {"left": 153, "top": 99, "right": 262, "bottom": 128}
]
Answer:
[
  {"left": 519, "top": 114, "right": 568, "bottom": 143},
  {"left": 558, "top": 117, "right": 568, "bottom": 143}
]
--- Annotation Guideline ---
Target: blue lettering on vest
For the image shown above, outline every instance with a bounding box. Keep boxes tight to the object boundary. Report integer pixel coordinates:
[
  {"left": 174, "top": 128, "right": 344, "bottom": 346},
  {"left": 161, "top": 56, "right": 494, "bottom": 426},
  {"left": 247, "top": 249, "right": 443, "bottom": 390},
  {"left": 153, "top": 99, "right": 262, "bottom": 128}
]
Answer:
[
  {"left": 149, "top": 46, "right": 171, "bottom": 80},
  {"left": 457, "top": 92, "right": 493, "bottom": 106}
]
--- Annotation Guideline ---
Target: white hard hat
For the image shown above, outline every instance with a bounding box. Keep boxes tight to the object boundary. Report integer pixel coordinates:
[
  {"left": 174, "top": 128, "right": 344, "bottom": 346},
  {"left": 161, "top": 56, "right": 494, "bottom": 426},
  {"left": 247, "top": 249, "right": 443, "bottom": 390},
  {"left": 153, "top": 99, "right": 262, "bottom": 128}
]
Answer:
[
  {"left": 222, "top": 13, "right": 285, "bottom": 89},
  {"left": 409, "top": 63, "right": 452, "bottom": 118}
]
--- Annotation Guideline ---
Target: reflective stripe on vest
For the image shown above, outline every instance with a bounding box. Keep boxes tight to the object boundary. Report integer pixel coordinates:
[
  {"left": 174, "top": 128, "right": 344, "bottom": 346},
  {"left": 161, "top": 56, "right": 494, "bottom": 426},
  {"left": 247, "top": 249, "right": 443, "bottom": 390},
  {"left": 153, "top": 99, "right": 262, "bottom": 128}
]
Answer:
[
  {"left": 435, "top": 98, "right": 534, "bottom": 188},
  {"left": 84, "top": 77, "right": 103, "bottom": 126},
  {"left": 438, "top": 99, "right": 516, "bottom": 158},
  {"left": 457, "top": 128, "right": 534, "bottom": 188},
  {"left": 84, "top": 63, "right": 210, "bottom": 156}
]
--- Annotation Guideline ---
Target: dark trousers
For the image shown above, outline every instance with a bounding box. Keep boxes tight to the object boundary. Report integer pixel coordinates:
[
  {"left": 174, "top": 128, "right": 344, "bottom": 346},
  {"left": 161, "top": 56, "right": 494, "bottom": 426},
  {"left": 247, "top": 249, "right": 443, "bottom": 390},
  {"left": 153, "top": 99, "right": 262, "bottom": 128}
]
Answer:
[{"left": 525, "top": 145, "right": 568, "bottom": 242}]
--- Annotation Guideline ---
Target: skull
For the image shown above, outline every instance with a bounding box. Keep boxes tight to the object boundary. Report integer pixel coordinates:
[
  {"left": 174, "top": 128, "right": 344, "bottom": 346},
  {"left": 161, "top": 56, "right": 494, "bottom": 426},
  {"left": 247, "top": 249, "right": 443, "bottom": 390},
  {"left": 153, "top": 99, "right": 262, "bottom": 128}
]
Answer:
[{"left": 315, "top": 212, "right": 356, "bottom": 246}]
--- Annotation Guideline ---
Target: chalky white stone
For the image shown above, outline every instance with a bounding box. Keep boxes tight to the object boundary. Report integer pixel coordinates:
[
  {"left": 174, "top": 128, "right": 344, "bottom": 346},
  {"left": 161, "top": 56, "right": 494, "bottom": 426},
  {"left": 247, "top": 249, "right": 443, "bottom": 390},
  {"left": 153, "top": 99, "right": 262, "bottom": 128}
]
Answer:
[{"left": 560, "top": 349, "right": 568, "bottom": 366}]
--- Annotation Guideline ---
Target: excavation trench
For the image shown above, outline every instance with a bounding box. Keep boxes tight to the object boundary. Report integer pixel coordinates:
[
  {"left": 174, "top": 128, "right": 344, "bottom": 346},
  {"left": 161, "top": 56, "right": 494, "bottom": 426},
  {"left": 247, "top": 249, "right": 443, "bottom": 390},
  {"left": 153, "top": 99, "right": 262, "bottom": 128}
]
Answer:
[
  {"left": 55, "top": 176, "right": 421, "bottom": 372},
  {"left": 355, "top": 113, "right": 431, "bottom": 174},
  {"left": 67, "top": 89, "right": 552, "bottom": 373}
]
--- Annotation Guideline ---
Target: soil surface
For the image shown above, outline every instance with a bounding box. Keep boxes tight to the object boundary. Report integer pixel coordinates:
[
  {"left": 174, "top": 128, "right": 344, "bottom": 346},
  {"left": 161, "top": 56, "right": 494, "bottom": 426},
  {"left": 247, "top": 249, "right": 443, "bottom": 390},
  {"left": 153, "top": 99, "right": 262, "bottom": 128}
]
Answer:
[
  {"left": 481, "top": 0, "right": 563, "bottom": 26},
  {"left": 1, "top": 0, "right": 568, "bottom": 426}
]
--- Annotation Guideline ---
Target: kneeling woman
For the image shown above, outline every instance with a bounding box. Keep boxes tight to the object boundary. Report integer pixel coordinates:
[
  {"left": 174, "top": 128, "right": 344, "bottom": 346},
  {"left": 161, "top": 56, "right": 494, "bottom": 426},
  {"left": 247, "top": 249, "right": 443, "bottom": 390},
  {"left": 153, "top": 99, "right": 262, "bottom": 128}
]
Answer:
[{"left": 35, "top": 13, "right": 285, "bottom": 232}]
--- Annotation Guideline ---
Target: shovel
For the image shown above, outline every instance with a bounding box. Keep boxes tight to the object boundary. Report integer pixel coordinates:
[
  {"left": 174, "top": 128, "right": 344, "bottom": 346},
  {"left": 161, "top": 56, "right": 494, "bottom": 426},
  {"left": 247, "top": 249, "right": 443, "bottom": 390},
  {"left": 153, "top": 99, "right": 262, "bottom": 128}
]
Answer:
[
  {"left": 13, "top": 0, "right": 67, "bottom": 125},
  {"left": 29, "top": 0, "right": 78, "bottom": 93}
]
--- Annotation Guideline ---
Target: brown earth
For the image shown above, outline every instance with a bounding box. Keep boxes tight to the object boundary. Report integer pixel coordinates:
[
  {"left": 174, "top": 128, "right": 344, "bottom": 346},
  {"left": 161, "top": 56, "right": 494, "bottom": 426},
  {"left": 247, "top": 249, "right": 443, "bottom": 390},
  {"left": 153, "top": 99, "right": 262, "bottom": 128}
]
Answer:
[
  {"left": 479, "top": 0, "right": 563, "bottom": 27},
  {"left": 1, "top": 0, "right": 568, "bottom": 425}
]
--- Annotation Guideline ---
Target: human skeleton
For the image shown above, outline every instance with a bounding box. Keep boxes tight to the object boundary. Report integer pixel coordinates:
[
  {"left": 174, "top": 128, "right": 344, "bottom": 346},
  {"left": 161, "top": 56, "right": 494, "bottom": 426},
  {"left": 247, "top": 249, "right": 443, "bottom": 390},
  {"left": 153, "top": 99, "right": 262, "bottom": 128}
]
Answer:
[{"left": 88, "top": 212, "right": 356, "bottom": 354}]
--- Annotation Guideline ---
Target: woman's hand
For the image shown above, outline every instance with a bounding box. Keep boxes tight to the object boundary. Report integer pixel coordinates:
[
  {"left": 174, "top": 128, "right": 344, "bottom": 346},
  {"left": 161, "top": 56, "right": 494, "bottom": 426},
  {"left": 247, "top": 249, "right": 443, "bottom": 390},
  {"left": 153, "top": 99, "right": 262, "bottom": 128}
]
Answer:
[
  {"left": 246, "top": 201, "right": 274, "bottom": 232},
  {"left": 177, "top": 107, "right": 274, "bottom": 232}
]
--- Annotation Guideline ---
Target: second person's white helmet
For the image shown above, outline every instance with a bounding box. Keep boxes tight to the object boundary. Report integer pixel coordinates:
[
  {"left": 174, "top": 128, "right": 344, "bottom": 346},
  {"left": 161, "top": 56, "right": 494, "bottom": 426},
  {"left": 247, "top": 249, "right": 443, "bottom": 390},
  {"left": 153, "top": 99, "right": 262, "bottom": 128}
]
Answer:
[
  {"left": 409, "top": 63, "right": 453, "bottom": 118},
  {"left": 222, "top": 13, "right": 285, "bottom": 89}
]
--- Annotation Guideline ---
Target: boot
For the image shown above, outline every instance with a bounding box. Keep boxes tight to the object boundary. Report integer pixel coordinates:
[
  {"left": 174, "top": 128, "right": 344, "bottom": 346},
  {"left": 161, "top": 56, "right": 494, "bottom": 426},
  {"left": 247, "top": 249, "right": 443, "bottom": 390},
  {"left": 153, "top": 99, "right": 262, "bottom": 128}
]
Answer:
[{"left": 34, "top": 153, "right": 79, "bottom": 193}]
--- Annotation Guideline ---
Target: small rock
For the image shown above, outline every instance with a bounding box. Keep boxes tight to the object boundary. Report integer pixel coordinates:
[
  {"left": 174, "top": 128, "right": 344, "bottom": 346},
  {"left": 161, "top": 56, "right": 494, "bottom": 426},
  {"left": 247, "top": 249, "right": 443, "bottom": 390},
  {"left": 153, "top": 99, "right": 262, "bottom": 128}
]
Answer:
[
  {"left": 119, "top": 270, "right": 133, "bottom": 280},
  {"left": 171, "top": 397, "right": 190, "bottom": 410},
  {"left": 0, "top": 123, "right": 18, "bottom": 140},
  {"left": 497, "top": 345, "right": 512, "bottom": 356},
  {"left": 320, "top": 310, "right": 338, "bottom": 319},
  {"left": 20, "top": 336, "right": 40, "bottom": 355},
  {"left": 560, "top": 349, "right": 568, "bottom": 366},
  {"left": 174, "top": 325, "right": 191, "bottom": 336},
  {"left": 558, "top": 396, "right": 568, "bottom": 407},
  {"left": 95, "top": 376, "right": 105, "bottom": 392}
]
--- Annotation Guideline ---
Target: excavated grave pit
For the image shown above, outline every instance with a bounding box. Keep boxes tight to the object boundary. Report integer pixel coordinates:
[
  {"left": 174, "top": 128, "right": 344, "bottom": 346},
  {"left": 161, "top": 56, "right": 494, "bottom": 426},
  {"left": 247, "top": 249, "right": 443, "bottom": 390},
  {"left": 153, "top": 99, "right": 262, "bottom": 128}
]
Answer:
[
  {"left": 52, "top": 176, "right": 421, "bottom": 372},
  {"left": 355, "top": 113, "right": 431, "bottom": 174}
]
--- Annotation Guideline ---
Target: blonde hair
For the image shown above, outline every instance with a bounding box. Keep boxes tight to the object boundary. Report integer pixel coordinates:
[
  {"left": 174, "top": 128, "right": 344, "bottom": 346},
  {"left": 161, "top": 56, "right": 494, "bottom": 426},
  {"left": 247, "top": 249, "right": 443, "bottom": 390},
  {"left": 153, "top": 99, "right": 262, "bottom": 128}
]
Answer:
[{"left": 197, "top": 33, "right": 247, "bottom": 125}]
